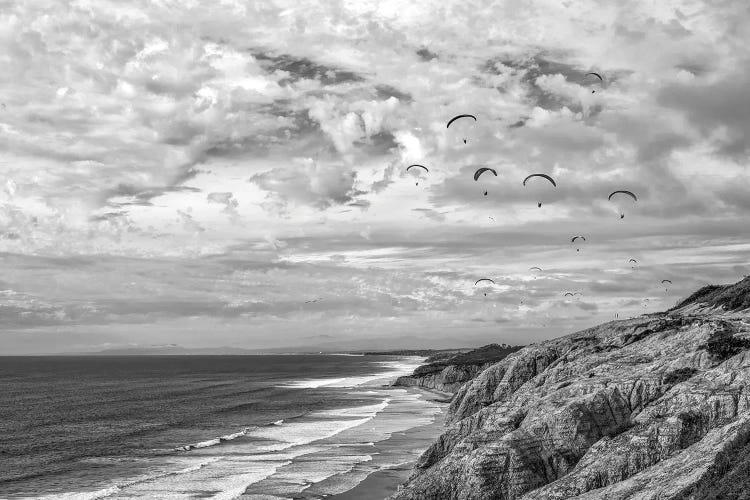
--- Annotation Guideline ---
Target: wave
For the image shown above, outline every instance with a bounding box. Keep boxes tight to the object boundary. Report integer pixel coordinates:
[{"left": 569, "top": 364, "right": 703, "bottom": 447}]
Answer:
[
  {"left": 279, "top": 358, "right": 423, "bottom": 390},
  {"left": 176, "top": 426, "right": 256, "bottom": 452},
  {"left": 31, "top": 458, "right": 222, "bottom": 500},
  {"left": 320, "top": 399, "right": 391, "bottom": 418},
  {"left": 247, "top": 417, "right": 373, "bottom": 452},
  {"left": 33, "top": 485, "right": 121, "bottom": 500}
]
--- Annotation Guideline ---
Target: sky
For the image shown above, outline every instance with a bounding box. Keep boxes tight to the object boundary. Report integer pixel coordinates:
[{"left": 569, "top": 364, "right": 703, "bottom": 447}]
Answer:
[{"left": 1, "top": 0, "right": 749, "bottom": 354}]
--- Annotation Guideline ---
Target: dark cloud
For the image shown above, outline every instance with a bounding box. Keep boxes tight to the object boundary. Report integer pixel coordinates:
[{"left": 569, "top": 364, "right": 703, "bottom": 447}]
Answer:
[
  {"left": 658, "top": 63, "right": 750, "bottom": 159},
  {"left": 250, "top": 161, "right": 359, "bottom": 210},
  {"left": 207, "top": 192, "right": 239, "bottom": 217},
  {"left": 416, "top": 48, "right": 438, "bottom": 61},
  {"left": 347, "top": 200, "right": 371, "bottom": 209},
  {"left": 252, "top": 51, "right": 365, "bottom": 86},
  {"left": 354, "top": 130, "right": 398, "bottom": 155},
  {"left": 481, "top": 53, "right": 589, "bottom": 110},
  {"left": 412, "top": 208, "right": 446, "bottom": 222},
  {"left": 89, "top": 212, "right": 127, "bottom": 222},
  {"left": 371, "top": 163, "right": 397, "bottom": 193},
  {"left": 374, "top": 84, "right": 412, "bottom": 103},
  {"left": 104, "top": 184, "right": 201, "bottom": 207}
]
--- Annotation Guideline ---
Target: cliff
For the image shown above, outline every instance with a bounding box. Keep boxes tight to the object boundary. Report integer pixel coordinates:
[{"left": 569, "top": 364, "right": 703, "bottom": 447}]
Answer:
[
  {"left": 394, "top": 344, "right": 523, "bottom": 393},
  {"left": 392, "top": 277, "right": 750, "bottom": 500}
]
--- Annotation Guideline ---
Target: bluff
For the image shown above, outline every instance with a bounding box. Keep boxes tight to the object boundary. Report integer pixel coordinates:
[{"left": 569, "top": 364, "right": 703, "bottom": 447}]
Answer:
[
  {"left": 394, "top": 343, "right": 523, "bottom": 393},
  {"left": 392, "top": 277, "right": 750, "bottom": 499}
]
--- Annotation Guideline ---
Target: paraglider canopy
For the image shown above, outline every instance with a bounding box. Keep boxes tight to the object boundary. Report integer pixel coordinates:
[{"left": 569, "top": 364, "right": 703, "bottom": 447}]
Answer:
[
  {"left": 571, "top": 235, "right": 586, "bottom": 252},
  {"left": 473, "top": 167, "right": 497, "bottom": 181},
  {"left": 475, "top": 278, "right": 495, "bottom": 297},
  {"left": 447, "top": 114, "right": 477, "bottom": 128},
  {"left": 608, "top": 190, "right": 637, "bottom": 201},
  {"left": 447, "top": 114, "right": 477, "bottom": 144},
  {"left": 608, "top": 190, "right": 638, "bottom": 218},
  {"left": 474, "top": 167, "right": 498, "bottom": 196},
  {"left": 523, "top": 174, "right": 557, "bottom": 207},
  {"left": 585, "top": 72, "right": 604, "bottom": 93},
  {"left": 406, "top": 164, "right": 429, "bottom": 186},
  {"left": 523, "top": 174, "right": 557, "bottom": 187}
]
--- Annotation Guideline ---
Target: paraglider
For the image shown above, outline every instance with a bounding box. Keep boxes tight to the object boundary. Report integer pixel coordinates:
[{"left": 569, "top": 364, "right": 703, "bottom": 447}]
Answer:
[
  {"left": 523, "top": 174, "right": 557, "bottom": 207},
  {"left": 406, "top": 164, "right": 429, "bottom": 186},
  {"left": 475, "top": 278, "right": 495, "bottom": 286},
  {"left": 608, "top": 190, "right": 637, "bottom": 218},
  {"left": 629, "top": 258, "right": 638, "bottom": 269},
  {"left": 529, "top": 267, "right": 542, "bottom": 271},
  {"left": 662, "top": 279, "right": 672, "bottom": 292},
  {"left": 571, "top": 235, "right": 586, "bottom": 252},
  {"left": 475, "top": 278, "right": 495, "bottom": 297},
  {"left": 563, "top": 292, "right": 574, "bottom": 297},
  {"left": 585, "top": 72, "right": 603, "bottom": 93},
  {"left": 474, "top": 167, "right": 497, "bottom": 196},
  {"left": 447, "top": 114, "right": 477, "bottom": 144}
]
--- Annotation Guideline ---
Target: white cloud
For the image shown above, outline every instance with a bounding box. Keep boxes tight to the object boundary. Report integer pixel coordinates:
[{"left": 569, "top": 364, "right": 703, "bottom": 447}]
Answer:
[{"left": 0, "top": 0, "right": 748, "bottom": 352}]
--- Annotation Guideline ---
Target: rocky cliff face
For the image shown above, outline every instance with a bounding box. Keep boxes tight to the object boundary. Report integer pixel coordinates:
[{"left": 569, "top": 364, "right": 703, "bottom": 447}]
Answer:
[
  {"left": 395, "top": 362, "right": 493, "bottom": 393},
  {"left": 392, "top": 277, "right": 750, "bottom": 500},
  {"left": 394, "top": 344, "right": 523, "bottom": 393}
]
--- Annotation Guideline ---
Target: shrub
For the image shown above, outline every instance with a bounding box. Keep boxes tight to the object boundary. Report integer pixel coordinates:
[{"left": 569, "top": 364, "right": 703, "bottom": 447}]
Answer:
[
  {"left": 663, "top": 367, "right": 698, "bottom": 385},
  {"left": 701, "top": 329, "right": 750, "bottom": 361}
]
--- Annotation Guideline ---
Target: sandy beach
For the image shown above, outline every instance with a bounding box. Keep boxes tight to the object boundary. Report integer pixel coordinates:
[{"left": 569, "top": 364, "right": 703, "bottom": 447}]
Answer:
[{"left": 328, "top": 388, "right": 450, "bottom": 500}]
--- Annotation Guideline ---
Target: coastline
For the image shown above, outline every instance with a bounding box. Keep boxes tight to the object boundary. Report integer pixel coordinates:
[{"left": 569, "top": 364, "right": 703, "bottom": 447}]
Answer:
[
  {"left": 6, "top": 355, "right": 447, "bottom": 500},
  {"left": 327, "top": 388, "right": 449, "bottom": 500}
]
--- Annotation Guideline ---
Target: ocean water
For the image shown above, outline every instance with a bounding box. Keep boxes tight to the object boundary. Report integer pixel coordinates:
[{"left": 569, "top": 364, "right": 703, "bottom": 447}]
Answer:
[{"left": 0, "top": 355, "right": 444, "bottom": 499}]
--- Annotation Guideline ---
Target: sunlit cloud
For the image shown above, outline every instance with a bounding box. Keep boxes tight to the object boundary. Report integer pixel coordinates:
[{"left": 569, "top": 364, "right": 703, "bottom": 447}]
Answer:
[{"left": 0, "top": 0, "right": 748, "bottom": 353}]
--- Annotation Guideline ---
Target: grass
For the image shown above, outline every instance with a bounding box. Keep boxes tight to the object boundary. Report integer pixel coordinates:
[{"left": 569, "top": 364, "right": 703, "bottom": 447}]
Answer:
[
  {"left": 413, "top": 343, "right": 523, "bottom": 375},
  {"left": 672, "top": 277, "right": 750, "bottom": 312}
]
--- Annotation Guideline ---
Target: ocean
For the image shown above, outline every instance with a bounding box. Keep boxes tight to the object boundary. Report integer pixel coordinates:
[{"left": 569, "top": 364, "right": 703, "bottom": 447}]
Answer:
[{"left": 0, "top": 355, "right": 445, "bottom": 499}]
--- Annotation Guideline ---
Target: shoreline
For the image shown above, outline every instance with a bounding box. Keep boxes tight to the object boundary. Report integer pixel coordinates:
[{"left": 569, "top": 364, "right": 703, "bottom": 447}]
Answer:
[
  {"left": 326, "top": 387, "right": 449, "bottom": 500},
  {"left": 9, "top": 355, "right": 445, "bottom": 499}
]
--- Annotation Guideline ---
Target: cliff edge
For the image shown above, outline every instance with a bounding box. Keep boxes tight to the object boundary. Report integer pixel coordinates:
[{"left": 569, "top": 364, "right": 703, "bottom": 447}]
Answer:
[
  {"left": 394, "top": 343, "right": 523, "bottom": 393},
  {"left": 392, "top": 277, "right": 750, "bottom": 500}
]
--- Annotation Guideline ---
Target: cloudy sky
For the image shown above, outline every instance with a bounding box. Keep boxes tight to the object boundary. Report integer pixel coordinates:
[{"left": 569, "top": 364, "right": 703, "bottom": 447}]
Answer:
[{"left": 1, "top": 0, "right": 749, "bottom": 354}]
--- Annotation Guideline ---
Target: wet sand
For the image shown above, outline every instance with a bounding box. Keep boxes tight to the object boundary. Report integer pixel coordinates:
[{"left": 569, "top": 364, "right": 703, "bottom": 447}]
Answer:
[{"left": 328, "top": 388, "right": 450, "bottom": 500}]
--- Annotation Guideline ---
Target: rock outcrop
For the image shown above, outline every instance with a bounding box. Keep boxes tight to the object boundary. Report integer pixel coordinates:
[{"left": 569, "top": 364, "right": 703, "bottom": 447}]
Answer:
[
  {"left": 392, "top": 277, "right": 750, "bottom": 500},
  {"left": 394, "top": 344, "right": 523, "bottom": 393}
]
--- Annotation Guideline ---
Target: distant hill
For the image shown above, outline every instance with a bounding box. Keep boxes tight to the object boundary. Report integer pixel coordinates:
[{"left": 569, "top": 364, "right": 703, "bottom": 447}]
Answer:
[
  {"left": 71, "top": 346, "right": 478, "bottom": 357},
  {"left": 71, "top": 345, "right": 268, "bottom": 356},
  {"left": 360, "top": 348, "right": 471, "bottom": 358}
]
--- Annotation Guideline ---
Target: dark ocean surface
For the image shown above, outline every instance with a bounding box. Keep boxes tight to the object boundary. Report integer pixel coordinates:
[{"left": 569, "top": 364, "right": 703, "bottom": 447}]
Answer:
[{"left": 0, "top": 355, "right": 444, "bottom": 499}]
